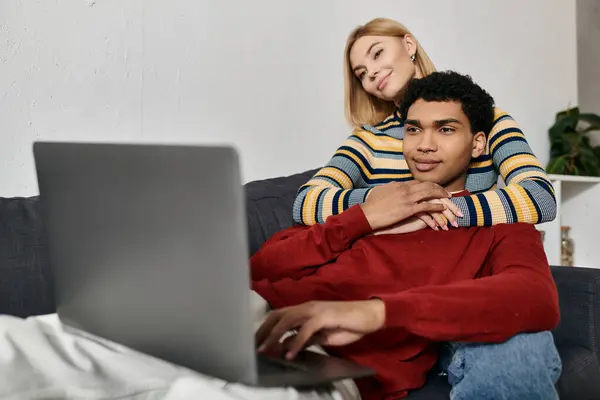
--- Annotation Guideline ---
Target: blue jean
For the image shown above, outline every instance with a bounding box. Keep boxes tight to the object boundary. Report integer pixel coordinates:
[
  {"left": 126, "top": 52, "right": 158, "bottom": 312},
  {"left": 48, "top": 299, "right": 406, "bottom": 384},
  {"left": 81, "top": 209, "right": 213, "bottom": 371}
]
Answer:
[{"left": 438, "top": 331, "right": 562, "bottom": 400}]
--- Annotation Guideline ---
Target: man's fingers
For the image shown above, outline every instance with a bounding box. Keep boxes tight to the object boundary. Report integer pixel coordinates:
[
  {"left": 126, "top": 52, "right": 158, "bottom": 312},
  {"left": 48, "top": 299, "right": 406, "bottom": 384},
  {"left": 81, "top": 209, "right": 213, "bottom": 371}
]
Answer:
[
  {"left": 281, "top": 331, "right": 324, "bottom": 354},
  {"left": 255, "top": 312, "right": 280, "bottom": 349},
  {"left": 409, "top": 187, "right": 450, "bottom": 204},
  {"left": 260, "top": 317, "right": 297, "bottom": 353},
  {"left": 257, "top": 312, "right": 300, "bottom": 353},
  {"left": 414, "top": 202, "right": 445, "bottom": 214},
  {"left": 411, "top": 182, "right": 450, "bottom": 196},
  {"left": 285, "top": 317, "right": 324, "bottom": 360}
]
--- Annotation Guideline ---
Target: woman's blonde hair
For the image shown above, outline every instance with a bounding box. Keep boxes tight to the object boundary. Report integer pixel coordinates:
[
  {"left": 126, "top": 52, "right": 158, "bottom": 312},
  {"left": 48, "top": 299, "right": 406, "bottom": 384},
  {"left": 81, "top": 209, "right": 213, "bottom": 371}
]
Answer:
[{"left": 344, "top": 18, "right": 436, "bottom": 127}]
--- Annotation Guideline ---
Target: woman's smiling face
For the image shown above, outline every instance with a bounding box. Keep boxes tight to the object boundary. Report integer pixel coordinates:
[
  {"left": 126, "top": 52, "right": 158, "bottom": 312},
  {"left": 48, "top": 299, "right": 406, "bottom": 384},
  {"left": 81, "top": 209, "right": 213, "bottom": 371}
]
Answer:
[{"left": 348, "top": 35, "right": 419, "bottom": 102}]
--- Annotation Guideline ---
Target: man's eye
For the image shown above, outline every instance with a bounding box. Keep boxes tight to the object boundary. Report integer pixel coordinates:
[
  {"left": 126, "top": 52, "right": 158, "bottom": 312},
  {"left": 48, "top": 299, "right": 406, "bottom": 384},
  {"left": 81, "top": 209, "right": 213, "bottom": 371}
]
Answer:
[
  {"left": 374, "top": 49, "right": 383, "bottom": 60},
  {"left": 406, "top": 127, "right": 419, "bottom": 133},
  {"left": 440, "top": 127, "right": 455, "bottom": 133}
]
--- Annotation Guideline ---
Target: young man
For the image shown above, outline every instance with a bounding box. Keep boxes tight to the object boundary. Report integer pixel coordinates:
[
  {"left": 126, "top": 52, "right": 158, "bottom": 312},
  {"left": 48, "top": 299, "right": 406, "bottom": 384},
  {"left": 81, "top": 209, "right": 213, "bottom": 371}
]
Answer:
[{"left": 250, "top": 71, "right": 562, "bottom": 400}]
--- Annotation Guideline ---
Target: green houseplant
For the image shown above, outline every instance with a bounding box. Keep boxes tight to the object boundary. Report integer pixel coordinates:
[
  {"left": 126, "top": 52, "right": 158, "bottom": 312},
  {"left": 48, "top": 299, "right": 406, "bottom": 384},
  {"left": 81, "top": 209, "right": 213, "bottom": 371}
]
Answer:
[{"left": 546, "top": 107, "right": 600, "bottom": 176}]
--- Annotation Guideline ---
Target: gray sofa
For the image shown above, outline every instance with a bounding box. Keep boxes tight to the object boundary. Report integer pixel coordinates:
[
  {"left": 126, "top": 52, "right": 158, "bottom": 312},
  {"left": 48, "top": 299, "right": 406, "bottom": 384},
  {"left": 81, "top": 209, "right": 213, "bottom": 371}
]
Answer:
[{"left": 2, "top": 169, "right": 600, "bottom": 399}]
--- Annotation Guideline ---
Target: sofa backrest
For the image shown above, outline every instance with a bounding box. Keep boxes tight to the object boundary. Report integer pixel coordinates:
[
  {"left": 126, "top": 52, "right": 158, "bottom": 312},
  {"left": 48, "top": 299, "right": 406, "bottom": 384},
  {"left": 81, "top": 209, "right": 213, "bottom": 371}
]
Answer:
[
  {"left": 0, "top": 169, "right": 317, "bottom": 317},
  {"left": 244, "top": 169, "right": 318, "bottom": 255},
  {"left": 0, "top": 196, "right": 55, "bottom": 317}
]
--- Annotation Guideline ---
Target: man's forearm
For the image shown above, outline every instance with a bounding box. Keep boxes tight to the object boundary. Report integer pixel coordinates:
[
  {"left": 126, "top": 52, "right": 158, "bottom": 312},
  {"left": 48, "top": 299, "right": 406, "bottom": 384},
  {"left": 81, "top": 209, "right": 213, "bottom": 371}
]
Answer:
[
  {"left": 375, "top": 270, "right": 559, "bottom": 343},
  {"left": 374, "top": 224, "right": 559, "bottom": 343}
]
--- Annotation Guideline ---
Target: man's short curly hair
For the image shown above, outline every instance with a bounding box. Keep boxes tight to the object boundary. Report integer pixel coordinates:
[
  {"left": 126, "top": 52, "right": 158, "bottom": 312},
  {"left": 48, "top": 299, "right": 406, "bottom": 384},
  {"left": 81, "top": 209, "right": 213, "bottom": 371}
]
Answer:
[{"left": 399, "top": 71, "right": 495, "bottom": 135}]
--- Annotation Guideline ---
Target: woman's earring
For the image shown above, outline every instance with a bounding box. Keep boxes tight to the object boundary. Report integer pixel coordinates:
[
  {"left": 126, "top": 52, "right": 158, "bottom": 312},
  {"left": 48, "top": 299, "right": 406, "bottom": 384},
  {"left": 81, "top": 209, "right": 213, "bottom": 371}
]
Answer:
[{"left": 410, "top": 54, "right": 416, "bottom": 62}]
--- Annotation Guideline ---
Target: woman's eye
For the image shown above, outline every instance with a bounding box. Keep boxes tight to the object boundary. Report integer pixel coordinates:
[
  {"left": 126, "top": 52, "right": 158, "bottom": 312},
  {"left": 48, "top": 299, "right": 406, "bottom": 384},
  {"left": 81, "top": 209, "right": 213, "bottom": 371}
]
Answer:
[
  {"left": 359, "top": 71, "right": 366, "bottom": 80},
  {"left": 374, "top": 49, "right": 383, "bottom": 60}
]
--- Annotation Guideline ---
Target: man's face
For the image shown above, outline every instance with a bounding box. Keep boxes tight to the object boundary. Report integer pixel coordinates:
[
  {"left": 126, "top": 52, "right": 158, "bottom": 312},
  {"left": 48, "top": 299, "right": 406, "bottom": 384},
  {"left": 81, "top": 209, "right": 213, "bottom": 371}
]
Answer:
[{"left": 403, "top": 99, "right": 486, "bottom": 191}]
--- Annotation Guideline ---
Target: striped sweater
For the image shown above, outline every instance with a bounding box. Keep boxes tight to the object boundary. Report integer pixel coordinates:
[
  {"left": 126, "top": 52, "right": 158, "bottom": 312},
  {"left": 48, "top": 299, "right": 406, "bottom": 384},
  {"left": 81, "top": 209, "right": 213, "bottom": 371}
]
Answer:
[{"left": 293, "top": 108, "right": 556, "bottom": 227}]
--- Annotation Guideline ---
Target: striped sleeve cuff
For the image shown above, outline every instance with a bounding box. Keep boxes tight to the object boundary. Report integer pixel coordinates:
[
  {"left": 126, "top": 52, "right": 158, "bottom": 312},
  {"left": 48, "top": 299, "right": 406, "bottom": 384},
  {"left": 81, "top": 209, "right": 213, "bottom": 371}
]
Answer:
[
  {"left": 452, "top": 193, "right": 499, "bottom": 227},
  {"left": 451, "top": 195, "right": 473, "bottom": 227},
  {"left": 294, "top": 187, "right": 373, "bottom": 225},
  {"left": 452, "top": 181, "right": 557, "bottom": 227}
]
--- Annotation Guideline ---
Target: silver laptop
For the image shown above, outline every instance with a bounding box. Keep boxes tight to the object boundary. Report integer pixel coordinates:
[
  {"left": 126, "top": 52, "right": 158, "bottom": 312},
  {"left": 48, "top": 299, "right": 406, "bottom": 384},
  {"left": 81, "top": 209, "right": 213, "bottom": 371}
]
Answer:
[{"left": 33, "top": 142, "right": 375, "bottom": 388}]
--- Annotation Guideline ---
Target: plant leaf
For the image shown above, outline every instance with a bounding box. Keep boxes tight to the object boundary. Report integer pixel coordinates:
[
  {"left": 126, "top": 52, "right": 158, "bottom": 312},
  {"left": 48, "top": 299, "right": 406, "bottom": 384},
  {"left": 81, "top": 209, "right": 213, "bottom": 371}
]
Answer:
[
  {"left": 582, "top": 125, "right": 600, "bottom": 134},
  {"left": 577, "top": 148, "right": 600, "bottom": 176},
  {"left": 582, "top": 136, "right": 592, "bottom": 146},
  {"left": 556, "top": 107, "right": 580, "bottom": 121},
  {"left": 547, "top": 109, "right": 600, "bottom": 177},
  {"left": 549, "top": 116, "right": 578, "bottom": 139},
  {"left": 549, "top": 135, "right": 570, "bottom": 158},
  {"left": 579, "top": 145, "right": 597, "bottom": 160},
  {"left": 564, "top": 132, "right": 583, "bottom": 155},
  {"left": 546, "top": 156, "right": 568, "bottom": 174},
  {"left": 580, "top": 113, "right": 600, "bottom": 126}
]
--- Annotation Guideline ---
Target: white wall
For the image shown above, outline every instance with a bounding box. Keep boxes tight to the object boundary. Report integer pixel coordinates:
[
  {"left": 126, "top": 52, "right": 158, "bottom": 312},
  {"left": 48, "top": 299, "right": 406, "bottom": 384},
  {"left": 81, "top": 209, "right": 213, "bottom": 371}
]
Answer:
[
  {"left": 577, "top": 0, "right": 600, "bottom": 147},
  {"left": 0, "top": 0, "right": 578, "bottom": 196}
]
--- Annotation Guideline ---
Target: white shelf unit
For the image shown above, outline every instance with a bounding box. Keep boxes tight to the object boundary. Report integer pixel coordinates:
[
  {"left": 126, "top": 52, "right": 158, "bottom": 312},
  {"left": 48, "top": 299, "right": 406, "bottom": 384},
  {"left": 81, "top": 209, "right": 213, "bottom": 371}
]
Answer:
[{"left": 536, "top": 174, "right": 600, "bottom": 268}]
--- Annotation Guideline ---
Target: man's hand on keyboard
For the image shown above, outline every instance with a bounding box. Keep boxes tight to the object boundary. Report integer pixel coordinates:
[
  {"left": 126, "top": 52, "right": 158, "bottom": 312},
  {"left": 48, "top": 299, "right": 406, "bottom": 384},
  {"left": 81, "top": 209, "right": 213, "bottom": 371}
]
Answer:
[{"left": 255, "top": 299, "right": 385, "bottom": 360}]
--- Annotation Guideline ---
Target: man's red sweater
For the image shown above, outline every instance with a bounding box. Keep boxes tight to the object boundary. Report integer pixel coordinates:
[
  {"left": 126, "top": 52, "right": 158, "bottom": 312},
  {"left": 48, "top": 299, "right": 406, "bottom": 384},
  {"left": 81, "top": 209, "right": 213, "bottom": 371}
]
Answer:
[{"left": 250, "top": 193, "right": 560, "bottom": 400}]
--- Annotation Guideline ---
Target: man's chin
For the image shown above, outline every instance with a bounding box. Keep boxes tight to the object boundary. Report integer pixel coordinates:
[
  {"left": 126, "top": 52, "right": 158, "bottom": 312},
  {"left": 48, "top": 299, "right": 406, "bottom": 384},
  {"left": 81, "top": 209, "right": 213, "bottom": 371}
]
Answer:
[{"left": 411, "top": 172, "right": 445, "bottom": 186}]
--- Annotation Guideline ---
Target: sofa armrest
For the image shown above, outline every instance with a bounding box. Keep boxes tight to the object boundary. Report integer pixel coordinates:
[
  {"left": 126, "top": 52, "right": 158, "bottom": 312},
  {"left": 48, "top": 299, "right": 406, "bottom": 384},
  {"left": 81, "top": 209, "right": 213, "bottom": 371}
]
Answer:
[{"left": 551, "top": 265, "right": 600, "bottom": 359}]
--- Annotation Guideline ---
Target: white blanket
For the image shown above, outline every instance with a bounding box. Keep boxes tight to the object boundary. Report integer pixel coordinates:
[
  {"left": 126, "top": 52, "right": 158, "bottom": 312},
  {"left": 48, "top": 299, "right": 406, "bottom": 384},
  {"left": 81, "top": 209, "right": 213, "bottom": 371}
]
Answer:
[{"left": 0, "top": 294, "right": 361, "bottom": 400}]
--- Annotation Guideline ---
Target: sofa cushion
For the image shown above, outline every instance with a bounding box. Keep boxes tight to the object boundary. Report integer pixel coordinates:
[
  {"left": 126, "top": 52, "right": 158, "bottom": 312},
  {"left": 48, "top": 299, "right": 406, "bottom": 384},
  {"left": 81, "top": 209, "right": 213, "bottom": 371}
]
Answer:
[
  {"left": 555, "top": 345, "right": 600, "bottom": 400},
  {"left": 0, "top": 196, "right": 55, "bottom": 317}
]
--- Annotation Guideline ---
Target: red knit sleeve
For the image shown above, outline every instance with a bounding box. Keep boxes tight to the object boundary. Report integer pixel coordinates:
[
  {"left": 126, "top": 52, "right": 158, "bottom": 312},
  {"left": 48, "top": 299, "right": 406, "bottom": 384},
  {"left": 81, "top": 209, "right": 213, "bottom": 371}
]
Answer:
[
  {"left": 374, "top": 223, "right": 560, "bottom": 343},
  {"left": 250, "top": 205, "right": 372, "bottom": 282}
]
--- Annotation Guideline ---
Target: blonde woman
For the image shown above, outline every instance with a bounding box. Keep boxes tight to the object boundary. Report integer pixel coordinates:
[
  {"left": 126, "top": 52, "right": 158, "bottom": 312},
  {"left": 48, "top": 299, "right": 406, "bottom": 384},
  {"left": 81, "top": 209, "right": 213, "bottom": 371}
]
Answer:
[{"left": 293, "top": 18, "right": 555, "bottom": 231}]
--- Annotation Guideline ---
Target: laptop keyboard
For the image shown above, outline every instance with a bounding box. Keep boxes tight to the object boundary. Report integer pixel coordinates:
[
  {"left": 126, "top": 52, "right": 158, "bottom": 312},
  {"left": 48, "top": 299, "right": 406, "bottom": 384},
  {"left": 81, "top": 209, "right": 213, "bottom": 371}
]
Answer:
[{"left": 257, "top": 355, "right": 308, "bottom": 374}]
